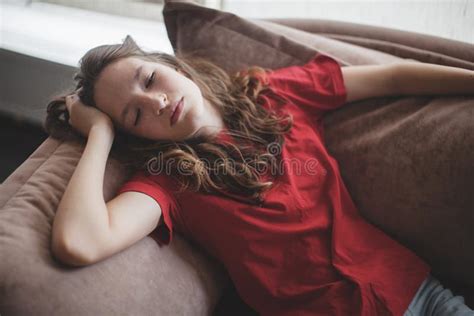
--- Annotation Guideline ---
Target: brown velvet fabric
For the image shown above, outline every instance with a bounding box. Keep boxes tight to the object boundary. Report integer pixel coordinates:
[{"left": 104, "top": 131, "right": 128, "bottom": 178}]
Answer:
[
  {"left": 1, "top": 0, "right": 473, "bottom": 315},
  {"left": 0, "top": 136, "right": 227, "bottom": 315},
  {"left": 264, "top": 18, "right": 474, "bottom": 69}
]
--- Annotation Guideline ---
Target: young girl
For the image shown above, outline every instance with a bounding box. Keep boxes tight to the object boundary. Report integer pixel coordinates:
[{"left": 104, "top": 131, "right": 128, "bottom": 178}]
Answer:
[{"left": 46, "top": 35, "right": 474, "bottom": 316}]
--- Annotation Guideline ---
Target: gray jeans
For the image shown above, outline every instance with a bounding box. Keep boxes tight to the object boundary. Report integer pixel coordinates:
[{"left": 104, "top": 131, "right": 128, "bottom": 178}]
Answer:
[{"left": 404, "top": 274, "right": 474, "bottom": 316}]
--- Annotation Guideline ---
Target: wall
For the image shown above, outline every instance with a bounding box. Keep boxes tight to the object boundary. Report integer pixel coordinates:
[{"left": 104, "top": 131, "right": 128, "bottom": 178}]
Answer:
[{"left": 223, "top": 0, "right": 474, "bottom": 44}]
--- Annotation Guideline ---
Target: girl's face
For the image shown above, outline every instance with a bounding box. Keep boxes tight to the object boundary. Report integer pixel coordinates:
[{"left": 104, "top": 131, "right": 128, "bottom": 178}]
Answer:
[{"left": 94, "top": 56, "right": 222, "bottom": 141}]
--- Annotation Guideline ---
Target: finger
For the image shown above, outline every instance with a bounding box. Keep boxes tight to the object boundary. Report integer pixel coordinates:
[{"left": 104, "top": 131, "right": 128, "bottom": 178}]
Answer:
[
  {"left": 65, "top": 94, "right": 72, "bottom": 105},
  {"left": 65, "top": 99, "right": 72, "bottom": 112},
  {"left": 65, "top": 94, "right": 77, "bottom": 108}
]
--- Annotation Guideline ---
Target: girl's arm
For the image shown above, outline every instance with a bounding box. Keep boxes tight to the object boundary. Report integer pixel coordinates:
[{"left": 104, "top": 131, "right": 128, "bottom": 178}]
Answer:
[
  {"left": 51, "top": 94, "right": 162, "bottom": 267},
  {"left": 51, "top": 122, "right": 114, "bottom": 266},
  {"left": 340, "top": 62, "right": 474, "bottom": 103},
  {"left": 393, "top": 62, "right": 474, "bottom": 96}
]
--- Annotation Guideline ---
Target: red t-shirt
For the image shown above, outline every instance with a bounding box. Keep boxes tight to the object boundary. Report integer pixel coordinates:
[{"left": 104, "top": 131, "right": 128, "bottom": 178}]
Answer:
[{"left": 117, "top": 53, "right": 431, "bottom": 316}]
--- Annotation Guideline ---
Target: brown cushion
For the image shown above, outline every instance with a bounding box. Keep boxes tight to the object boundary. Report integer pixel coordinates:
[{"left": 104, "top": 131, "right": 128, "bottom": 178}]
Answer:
[
  {"left": 163, "top": 0, "right": 474, "bottom": 308},
  {"left": 263, "top": 18, "right": 474, "bottom": 69},
  {"left": 0, "top": 136, "right": 228, "bottom": 315}
]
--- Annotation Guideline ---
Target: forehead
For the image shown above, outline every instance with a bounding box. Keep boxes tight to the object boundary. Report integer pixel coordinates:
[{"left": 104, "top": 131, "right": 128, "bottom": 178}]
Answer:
[
  {"left": 93, "top": 57, "right": 146, "bottom": 120},
  {"left": 95, "top": 57, "right": 138, "bottom": 96},
  {"left": 94, "top": 56, "right": 171, "bottom": 103},
  {"left": 95, "top": 57, "right": 143, "bottom": 94}
]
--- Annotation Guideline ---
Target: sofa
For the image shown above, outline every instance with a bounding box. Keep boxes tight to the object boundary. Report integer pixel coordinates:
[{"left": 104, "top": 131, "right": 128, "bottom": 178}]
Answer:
[{"left": 1, "top": 0, "right": 473, "bottom": 314}]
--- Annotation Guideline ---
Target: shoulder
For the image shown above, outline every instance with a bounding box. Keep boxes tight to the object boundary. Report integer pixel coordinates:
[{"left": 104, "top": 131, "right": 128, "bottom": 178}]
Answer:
[{"left": 117, "top": 170, "right": 181, "bottom": 209}]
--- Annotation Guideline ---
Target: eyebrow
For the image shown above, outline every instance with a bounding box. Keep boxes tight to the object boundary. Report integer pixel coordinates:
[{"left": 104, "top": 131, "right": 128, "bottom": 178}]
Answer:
[{"left": 120, "top": 65, "right": 143, "bottom": 124}]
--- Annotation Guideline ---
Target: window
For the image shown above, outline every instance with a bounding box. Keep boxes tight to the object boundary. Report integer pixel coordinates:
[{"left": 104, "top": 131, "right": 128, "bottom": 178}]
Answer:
[{"left": 31, "top": 0, "right": 223, "bottom": 21}]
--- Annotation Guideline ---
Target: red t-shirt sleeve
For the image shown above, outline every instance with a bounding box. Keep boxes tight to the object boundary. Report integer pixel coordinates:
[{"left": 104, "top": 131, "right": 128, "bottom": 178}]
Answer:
[
  {"left": 267, "top": 53, "right": 348, "bottom": 119},
  {"left": 116, "top": 171, "right": 177, "bottom": 247}
]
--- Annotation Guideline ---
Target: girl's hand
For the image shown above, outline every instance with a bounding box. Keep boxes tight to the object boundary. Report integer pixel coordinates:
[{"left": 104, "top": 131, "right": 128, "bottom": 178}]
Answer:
[{"left": 65, "top": 91, "right": 115, "bottom": 139}]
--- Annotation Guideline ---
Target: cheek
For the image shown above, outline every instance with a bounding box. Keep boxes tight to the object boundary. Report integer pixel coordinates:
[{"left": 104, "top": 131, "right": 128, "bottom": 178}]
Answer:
[
  {"left": 190, "top": 84, "right": 205, "bottom": 105},
  {"left": 181, "top": 76, "right": 199, "bottom": 93},
  {"left": 142, "top": 114, "right": 159, "bottom": 132}
]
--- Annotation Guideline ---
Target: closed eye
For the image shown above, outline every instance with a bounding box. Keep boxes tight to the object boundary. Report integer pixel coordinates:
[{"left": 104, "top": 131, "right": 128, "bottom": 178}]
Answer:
[
  {"left": 134, "top": 108, "right": 141, "bottom": 126},
  {"left": 146, "top": 72, "right": 155, "bottom": 88}
]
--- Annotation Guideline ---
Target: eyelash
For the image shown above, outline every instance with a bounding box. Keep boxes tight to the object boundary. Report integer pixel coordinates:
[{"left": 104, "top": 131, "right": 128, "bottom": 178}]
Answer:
[
  {"left": 134, "top": 108, "right": 141, "bottom": 126},
  {"left": 133, "top": 72, "right": 154, "bottom": 126},
  {"left": 145, "top": 71, "right": 155, "bottom": 88}
]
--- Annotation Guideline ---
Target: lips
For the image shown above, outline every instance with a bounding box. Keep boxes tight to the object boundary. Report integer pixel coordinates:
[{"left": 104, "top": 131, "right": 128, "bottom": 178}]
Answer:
[{"left": 170, "top": 97, "right": 184, "bottom": 126}]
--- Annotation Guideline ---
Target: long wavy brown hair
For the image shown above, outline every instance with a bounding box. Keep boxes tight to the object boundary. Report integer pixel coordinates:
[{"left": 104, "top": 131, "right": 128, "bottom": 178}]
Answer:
[{"left": 44, "top": 35, "right": 293, "bottom": 204}]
